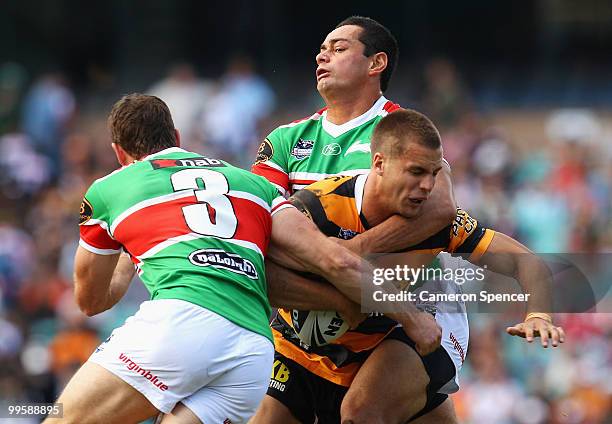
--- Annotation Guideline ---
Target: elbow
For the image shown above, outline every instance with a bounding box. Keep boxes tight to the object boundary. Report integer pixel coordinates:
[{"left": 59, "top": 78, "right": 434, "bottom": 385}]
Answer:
[
  {"left": 75, "top": 292, "right": 100, "bottom": 317},
  {"left": 81, "top": 307, "right": 99, "bottom": 318},
  {"left": 441, "top": 201, "right": 457, "bottom": 225},
  {"left": 73, "top": 276, "right": 103, "bottom": 317},
  {"left": 436, "top": 168, "right": 457, "bottom": 225},
  {"left": 77, "top": 299, "right": 105, "bottom": 317}
]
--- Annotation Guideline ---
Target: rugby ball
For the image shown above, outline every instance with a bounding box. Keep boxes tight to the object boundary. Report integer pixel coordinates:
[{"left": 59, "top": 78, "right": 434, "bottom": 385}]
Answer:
[{"left": 291, "top": 309, "right": 349, "bottom": 347}]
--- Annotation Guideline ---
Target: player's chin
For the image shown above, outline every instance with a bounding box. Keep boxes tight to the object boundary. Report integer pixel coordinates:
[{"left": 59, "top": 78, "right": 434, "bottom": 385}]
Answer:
[
  {"left": 400, "top": 201, "right": 423, "bottom": 218},
  {"left": 316, "top": 78, "right": 336, "bottom": 93}
]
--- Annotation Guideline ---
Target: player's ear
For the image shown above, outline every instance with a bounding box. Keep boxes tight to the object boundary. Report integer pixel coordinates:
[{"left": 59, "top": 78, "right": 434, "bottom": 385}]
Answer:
[
  {"left": 174, "top": 128, "right": 181, "bottom": 148},
  {"left": 368, "top": 52, "right": 387, "bottom": 77},
  {"left": 111, "top": 143, "right": 132, "bottom": 167},
  {"left": 372, "top": 151, "right": 385, "bottom": 176}
]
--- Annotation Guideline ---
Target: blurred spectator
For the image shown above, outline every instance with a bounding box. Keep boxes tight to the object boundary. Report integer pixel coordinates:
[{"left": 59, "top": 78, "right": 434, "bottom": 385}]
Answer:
[
  {"left": 0, "top": 223, "right": 35, "bottom": 306},
  {"left": 201, "top": 55, "right": 275, "bottom": 167},
  {"left": 20, "top": 73, "right": 75, "bottom": 178},
  {"left": 0, "top": 62, "right": 28, "bottom": 135},
  {"left": 148, "top": 63, "right": 214, "bottom": 153},
  {"left": 48, "top": 291, "right": 100, "bottom": 392},
  {"left": 0, "top": 53, "right": 610, "bottom": 423},
  {"left": 0, "top": 132, "right": 52, "bottom": 198},
  {"left": 422, "top": 57, "right": 473, "bottom": 130}
]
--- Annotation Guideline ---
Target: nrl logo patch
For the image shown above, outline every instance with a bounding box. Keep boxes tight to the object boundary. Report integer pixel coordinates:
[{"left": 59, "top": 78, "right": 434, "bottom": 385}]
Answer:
[
  {"left": 338, "top": 228, "right": 358, "bottom": 240},
  {"left": 291, "top": 139, "right": 314, "bottom": 160},
  {"left": 79, "top": 198, "right": 93, "bottom": 225},
  {"left": 322, "top": 143, "right": 341, "bottom": 156},
  {"left": 255, "top": 138, "right": 274, "bottom": 164}
]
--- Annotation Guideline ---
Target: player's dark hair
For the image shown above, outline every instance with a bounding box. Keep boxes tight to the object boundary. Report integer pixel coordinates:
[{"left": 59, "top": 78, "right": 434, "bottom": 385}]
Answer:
[
  {"left": 336, "top": 16, "right": 398, "bottom": 92},
  {"left": 108, "top": 93, "right": 177, "bottom": 158},
  {"left": 371, "top": 109, "right": 441, "bottom": 158}
]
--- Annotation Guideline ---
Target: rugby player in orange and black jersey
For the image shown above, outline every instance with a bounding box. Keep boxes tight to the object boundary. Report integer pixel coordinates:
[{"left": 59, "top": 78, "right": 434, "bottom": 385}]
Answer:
[
  {"left": 267, "top": 175, "right": 488, "bottom": 423},
  {"left": 259, "top": 109, "right": 564, "bottom": 424}
]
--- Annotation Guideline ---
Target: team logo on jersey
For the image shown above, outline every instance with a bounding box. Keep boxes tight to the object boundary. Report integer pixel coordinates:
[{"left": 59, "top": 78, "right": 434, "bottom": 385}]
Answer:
[
  {"left": 79, "top": 198, "right": 93, "bottom": 225},
  {"left": 322, "top": 143, "right": 342, "bottom": 156},
  {"left": 189, "top": 249, "right": 258, "bottom": 279},
  {"left": 291, "top": 139, "right": 314, "bottom": 160},
  {"left": 344, "top": 140, "right": 370, "bottom": 156},
  {"left": 255, "top": 138, "right": 274, "bottom": 164},
  {"left": 150, "top": 157, "right": 225, "bottom": 169}
]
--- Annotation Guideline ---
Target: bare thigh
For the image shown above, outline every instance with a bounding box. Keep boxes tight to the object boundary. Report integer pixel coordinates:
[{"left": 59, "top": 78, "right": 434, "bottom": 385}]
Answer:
[
  {"left": 43, "top": 362, "right": 159, "bottom": 424},
  {"left": 249, "top": 395, "right": 302, "bottom": 424},
  {"left": 410, "top": 397, "right": 458, "bottom": 424},
  {"left": 340, "top": 339, "right": 429, "bottom": 424}
]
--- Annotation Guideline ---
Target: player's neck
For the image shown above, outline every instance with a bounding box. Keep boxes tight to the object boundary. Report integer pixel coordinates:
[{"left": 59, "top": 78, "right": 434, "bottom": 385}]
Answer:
[
  {"left": 323, "top": 90, "right": 382, "bottom": 125},
  {"left": 361, "top": 173, "right": 391, "bottom": 227}
]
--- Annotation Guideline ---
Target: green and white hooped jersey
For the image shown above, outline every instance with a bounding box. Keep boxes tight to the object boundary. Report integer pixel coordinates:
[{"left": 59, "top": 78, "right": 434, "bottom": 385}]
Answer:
[
  {"left": 78, "top": 147, "right": 292, "bottom": 342},
  {"left": 252, "top": 96, "right": 400, "bottom": 195}
]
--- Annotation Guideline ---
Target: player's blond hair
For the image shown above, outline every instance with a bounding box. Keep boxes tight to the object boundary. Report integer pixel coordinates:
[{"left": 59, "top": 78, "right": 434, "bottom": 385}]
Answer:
[{"left": 371, "top": 109, "right": 441, "bottom": 158}]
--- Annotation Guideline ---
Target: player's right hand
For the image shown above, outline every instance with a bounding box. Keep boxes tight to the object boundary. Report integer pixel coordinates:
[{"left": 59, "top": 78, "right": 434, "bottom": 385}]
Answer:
[
  {"left": 402, "top": 312, "right": 442, "bottom": 356},
  {"left": 338, "top": 300, "right": 367, "bottom": 330}
]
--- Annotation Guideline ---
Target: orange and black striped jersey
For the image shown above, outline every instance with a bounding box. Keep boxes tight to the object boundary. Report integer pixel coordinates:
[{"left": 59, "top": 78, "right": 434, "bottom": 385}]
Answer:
[{"left": 271, "top": 174, "right": 496, "bottom": 386}]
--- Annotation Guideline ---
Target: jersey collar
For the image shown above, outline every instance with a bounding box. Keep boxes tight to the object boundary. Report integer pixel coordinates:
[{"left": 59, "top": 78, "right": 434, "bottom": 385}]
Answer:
[
  {"left": 140, "top": 147, "right": 187, "bottom": 161},
  {"left": 354, "top": 173, "right": 368, "bottom": 216},
  {"left": 321, "top": 96, "right": 388, "bottom": 138}
]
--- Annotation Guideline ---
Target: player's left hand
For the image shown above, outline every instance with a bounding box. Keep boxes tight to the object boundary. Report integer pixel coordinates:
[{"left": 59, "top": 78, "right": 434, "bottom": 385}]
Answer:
[{"left": 506, "top": 318, "right": 566, "bottom": 348}]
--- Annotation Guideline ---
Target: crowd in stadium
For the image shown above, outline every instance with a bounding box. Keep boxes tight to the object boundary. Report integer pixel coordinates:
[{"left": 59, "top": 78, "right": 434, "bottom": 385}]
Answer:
[{"left": 0, "top": 55, "right": 610, "bottom": 423}]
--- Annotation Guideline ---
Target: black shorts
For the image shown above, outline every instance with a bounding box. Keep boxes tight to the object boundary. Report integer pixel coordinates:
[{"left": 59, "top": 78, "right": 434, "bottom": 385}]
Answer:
[{"left": 266, "top": 328, "right": 456, "bottom": 423}]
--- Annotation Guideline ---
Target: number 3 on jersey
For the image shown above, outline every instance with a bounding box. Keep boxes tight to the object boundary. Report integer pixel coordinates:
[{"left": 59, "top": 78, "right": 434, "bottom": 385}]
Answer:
[{"left": 170, "top": 169, "right": 237, "bottom": 238}]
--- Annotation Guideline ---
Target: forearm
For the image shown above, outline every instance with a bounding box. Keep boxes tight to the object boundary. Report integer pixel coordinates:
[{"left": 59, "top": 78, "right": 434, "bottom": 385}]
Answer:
[
  {"left": 74, "top": 251, "right": 133, "bottom": 316},
  {"left": 270, "top": 208, "right": 423, "bottom": 322},
  {"left": 105, "top": 254, "right": 136, "bottom": 310},
  {"left": 514, "top": 254, "right": 553, "bottom": 314},
  {"left": 478, "top": 233, "right": 553, "bottom": 314},
  {"left": 266, "top": 259, "right": 354, "bottom": 311}
]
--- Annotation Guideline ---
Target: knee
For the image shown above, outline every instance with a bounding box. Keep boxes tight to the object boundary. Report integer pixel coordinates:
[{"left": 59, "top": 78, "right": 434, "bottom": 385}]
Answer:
[{"left": 341, "top": 396, "right": 386, "bottom": 424}]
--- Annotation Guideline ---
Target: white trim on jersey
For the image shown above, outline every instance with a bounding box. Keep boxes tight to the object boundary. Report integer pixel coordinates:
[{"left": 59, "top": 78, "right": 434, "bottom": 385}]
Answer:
[
  {"left": 79, "top": 238, "right": 122, "bottom": 255},
  {"left": 80, "top": 218, "right": 110, "bottom": 229},
  {"left": 141, "top": 147, "right": 187, "bottom": 161},
  {"left": 137, "top": 233, "right": 264, "bottom": 262},
  {"left": 258, "top": 160, "right": 288, "bottom": 175},
  {"left": 109, "top": 189, "right": 273, "bottom": 235},
  {"left": 228, "top": 190, "right": 271, "bottom": 212},
  {"left": 272, "top": 183, "right": 289, "bottom": 197},
  {"left": 288, "top": 169, "right": 370, "bottom": 182},
  {"left": 278, "top": 111, "right": 324, "bottom": 129},
  {"left": 271, "top": 198, "right": 294, "bottom": 216},
  {"left": 110, "top": 191, "right": 195, "bottom": 234},
  {"left": 354, "top": 174, "right": 368, "bottom": 215},
  {"left": 80, "top": 218, "right": 119, "bottom": 245},
  {"left": 321, "top": 96, "right": 388, "bottom": 138}
]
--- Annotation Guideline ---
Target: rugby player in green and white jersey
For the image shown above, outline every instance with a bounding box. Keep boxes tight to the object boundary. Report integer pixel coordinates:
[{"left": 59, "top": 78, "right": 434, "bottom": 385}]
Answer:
[
  {"left": 45, "top": 94, "right": 434, "bottom": 424},
  {"left": 252, "top": 16, "right": 462, "bottom": 424}
]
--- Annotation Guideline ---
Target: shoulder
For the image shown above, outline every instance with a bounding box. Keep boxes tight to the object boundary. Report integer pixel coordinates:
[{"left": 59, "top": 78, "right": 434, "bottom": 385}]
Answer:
[
  {"left": 301, "top": 175, "right": 356, "bottom": 198},
  {"left": 269, "top": 107, "right": 327, "bottom": 135}
]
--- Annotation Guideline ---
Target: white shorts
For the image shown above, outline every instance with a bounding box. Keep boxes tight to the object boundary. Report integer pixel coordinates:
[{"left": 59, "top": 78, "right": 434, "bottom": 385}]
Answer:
[
  {"left": 436, "top": 311, "right": 469, "bottom": 394},
  {"left": 89, "top": 299, "right": 273, "bottom": 423},
  {"left": 411, "top": 253, "right": 471, "bottom": 394}
]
